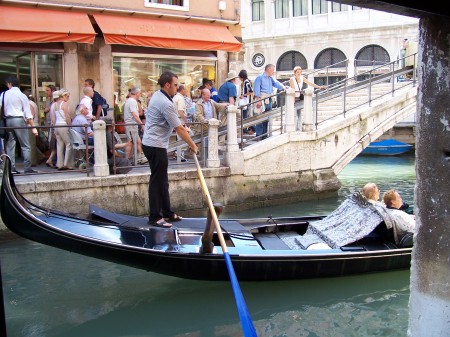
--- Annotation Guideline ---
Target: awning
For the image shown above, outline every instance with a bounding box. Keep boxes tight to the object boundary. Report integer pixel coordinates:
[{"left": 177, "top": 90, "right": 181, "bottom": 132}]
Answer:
[
  {"left": 0, "top": 6, "right": 96, "bottom": 44},
  {"left": 93, "top": 14, "right": 241, "bottom": 52}
]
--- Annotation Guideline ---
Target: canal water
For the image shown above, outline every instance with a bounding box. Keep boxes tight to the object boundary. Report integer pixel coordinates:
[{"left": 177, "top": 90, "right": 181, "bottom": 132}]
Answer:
[{"left": 0, "top": 154, "right": 416, "bottom": 337}]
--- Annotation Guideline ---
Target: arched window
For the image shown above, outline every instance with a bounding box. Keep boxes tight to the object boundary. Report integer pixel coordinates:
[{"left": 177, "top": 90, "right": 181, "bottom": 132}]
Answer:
[
  {"left": 314, "top": 48, "right": 347, "bottom": 69},
  {"left": 314, "top": 48, "right": 347, "bottom": 86},
  {"left": 354, "top": 45, "right": 390, "bottom": 67},
  {"left": 276, "top": 51, "right": 307, "bottom": 72}
]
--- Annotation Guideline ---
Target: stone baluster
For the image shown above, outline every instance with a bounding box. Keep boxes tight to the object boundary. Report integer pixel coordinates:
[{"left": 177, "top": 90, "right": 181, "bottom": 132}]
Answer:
[
  {"left": 93, "top": 119, "right": 109, "bottom": 177},
  {"left": 302, "top": 87, "right": 315, "bottom": 131},
  {"left": 224, "top": 105, "right": 244, "bottom": 174},
  {"left": 206, "top": 118, "right": 220, "bottom": 168},
  {"left": 285, "top": 87, "right": 296, "bottom": 133}
]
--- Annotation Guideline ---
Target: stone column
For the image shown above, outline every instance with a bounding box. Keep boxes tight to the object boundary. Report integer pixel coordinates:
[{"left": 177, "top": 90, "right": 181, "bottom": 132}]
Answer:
[
  {"left": 408, "top": 16, "right": 450, "bottom": 337},
  {"left": 302, "top": 87, "right": 315, "bottom": 131},
  {"left": 92, "top": 120, "right": 109, "bottom": 177},
  {"left": 206, "top": 119, "right": 220, "bottom": 168},
  {"left": 224, "top": 105, "right": 244, "bottom": 174},
  {"left": 285, "top": 87, "right": 296, "bottom": 133}
]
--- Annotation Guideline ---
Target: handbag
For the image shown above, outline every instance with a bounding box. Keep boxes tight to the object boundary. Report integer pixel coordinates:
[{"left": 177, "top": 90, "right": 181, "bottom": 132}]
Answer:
[{"left": 0, "top": 91, "right": 6, "bottom": 139}]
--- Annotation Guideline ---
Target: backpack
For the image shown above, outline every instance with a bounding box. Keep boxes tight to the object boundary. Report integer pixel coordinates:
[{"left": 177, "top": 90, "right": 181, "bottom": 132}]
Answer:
[{"left": 101, "top": 96, "right": 109, "bottom": 116}]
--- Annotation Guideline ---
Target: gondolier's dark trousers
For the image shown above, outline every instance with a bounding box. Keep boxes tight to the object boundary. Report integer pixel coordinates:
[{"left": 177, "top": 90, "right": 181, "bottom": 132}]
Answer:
[{"left": 142, "top": 145, "right": 175, "bottom": 222}]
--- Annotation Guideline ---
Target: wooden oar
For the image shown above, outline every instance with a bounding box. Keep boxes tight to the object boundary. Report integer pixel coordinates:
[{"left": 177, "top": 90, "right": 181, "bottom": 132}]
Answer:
[{"left": 193, "top": 155, "right": 258, "bottom": 337}]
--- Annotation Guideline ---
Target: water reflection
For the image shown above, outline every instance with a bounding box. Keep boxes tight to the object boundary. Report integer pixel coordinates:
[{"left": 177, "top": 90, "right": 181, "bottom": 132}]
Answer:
[{"left": 0, "top": 154, "right": 415, "bottom": 337}]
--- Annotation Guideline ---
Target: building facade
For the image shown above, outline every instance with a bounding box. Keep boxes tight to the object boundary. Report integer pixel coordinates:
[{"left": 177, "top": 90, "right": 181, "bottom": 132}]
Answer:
[
  {"left": 0, "top": 0, "right": 242, "bottom": 123},
  {"left": 239, "top": 0, "right": 419, "bottom": 84}
]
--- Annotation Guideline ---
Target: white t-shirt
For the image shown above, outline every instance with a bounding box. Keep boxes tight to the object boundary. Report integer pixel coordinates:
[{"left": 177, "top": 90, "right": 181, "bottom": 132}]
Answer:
[{"left": 79, "top": 96, "right": 93, "bottom": 120}]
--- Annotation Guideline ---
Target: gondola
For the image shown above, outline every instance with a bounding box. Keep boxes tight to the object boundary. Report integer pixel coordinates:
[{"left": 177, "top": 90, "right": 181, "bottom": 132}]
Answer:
[{"left": 0, "top": 156, "right": 412, "bottom": 281}]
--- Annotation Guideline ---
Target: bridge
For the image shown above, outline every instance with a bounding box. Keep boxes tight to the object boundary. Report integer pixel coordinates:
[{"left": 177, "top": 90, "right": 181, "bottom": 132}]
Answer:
[{"left": 168, "top": 60, "right": 418, "bottom": 199}]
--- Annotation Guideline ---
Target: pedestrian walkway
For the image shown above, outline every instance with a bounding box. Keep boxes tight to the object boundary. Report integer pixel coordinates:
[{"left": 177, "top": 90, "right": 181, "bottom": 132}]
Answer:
[{"left": 2, "top": 155, "right": 197, "bottom": 184}]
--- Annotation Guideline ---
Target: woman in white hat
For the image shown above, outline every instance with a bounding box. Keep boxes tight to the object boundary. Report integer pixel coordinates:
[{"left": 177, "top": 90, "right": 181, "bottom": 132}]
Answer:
[{"left": 217, "top": 70, "right": 239, "bottom": 105}]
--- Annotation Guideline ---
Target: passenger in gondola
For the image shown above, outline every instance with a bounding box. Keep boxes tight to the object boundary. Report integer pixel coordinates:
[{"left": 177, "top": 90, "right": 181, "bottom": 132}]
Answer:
[
  {"left": 362, "top": 182, "right": 383, "bottom": 205},
  {"left": 382, "top": 189, "right": 415, "bottom": 245}
]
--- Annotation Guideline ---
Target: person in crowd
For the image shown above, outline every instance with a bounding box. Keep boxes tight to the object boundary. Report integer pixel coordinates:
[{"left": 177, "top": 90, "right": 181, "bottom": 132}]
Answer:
[
  {"left": 253, "top": 64, "right": 286, "bottom": 139},
  {"left": 124, "top": 86, "right": 147, "bottom": 164},
  {"left": 72, "top": 103, "right": 94, "bottom": 145},
  {"left": 238, "top": 69, "right": 255, "bottom": 134},
  {"left": 46, "top": 90, "right": 59, "bottom": 168},
  {"left": 217, "top": 71, "right": 239, "bottom": 105},
  {"left": 362, "top": 182, "right": 382, "bottom": 205},
  {"left": 193, "top": 88, "right": 229, "bottom": 135},
  {"left": 171, "top": 84, "right": 193, "bottom": 161},
  {"left": 44, "top": 84, "right": 56, "bottom": 126},
  {"left": 289, "top": 66, "right": 326, "bottom": 102},
  {"left": 53, "top": 89, "right": 73, "bottom": 170},
  {"left": 79, "top": 86, "right": 94, "bottom": 122},
  {"left": 172, "top": 84, "right": 188, "bottom": 124},
  {"left": 142, "top": 71, "right": 198, "bottom": 228},
  {"left": 0, "top": 75, "right": 38, "bottom": 174},
  {"left": 84, "top": 78, "right": 107, "bottom": 120},
  {"left": 103, "top": 117, "right": 132, "bottom": 175},
  {"left": 382, "top": 189, "right": 415, "bottom": 244},
  {"left": 203, "top": 79, "right": 219, "bottom": 103},
  {"left": 23, "top": 90, "right": 45, "bottom": 167}
]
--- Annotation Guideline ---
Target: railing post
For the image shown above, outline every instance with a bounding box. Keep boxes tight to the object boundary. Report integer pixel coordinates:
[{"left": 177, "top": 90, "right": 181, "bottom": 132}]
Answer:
[
  {"left": 302, "top": 87, "right": 315, "bottom": 131},
  {"left": 285, "top": 87, "right": 296, "bottom": 133},
  {"left": 224, "top": 105, "right": 244, "bottom": 174},
  {"left": 92, "top": 119, "right": 109, "bottom": 176},
  {"left": 206, "top": 118, "right": 220, "bottom": 168}
]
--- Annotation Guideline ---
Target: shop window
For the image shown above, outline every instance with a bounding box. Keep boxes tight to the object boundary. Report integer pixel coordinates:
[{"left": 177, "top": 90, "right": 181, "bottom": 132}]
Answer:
[
  {"left": 293, "top": 0, "right": 308, "bottom": 17},
  {"left": 252, "top": 0, "right": 265, "bottom": 21},
  {"left": 145, "top": 0, "right": 189, "bottom": 11},
  {"left": 312, "top": 0, "right": 328, "bottom": 15},
  {"left": 113, "top": 55, "right": 216, "bottom": 121},
  {"left": 275, "top": 0, "right": 289, "bottom": 19},
  {"left": 0, "top": 51, "right": 62, "bottom": 125}
]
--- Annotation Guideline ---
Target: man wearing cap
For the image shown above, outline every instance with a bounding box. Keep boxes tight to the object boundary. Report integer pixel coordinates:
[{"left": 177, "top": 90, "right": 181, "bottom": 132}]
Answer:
[{"left": 217, "top": 71, "right": 239, "bottom": 105}]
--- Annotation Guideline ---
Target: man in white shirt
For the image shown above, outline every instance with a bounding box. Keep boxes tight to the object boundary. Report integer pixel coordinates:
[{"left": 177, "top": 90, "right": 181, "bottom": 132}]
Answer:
[
  {"left": 172, "top": 84, "right": 188, "bottom": 124},
  {"left": 0, "top": 75, "right": 38, "bottom": 174},
  {"left": 78, "top": 86, "right": 94, "bottom": 121}
]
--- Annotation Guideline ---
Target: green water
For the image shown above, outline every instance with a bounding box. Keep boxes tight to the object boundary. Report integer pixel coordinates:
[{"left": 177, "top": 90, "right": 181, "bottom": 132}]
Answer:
[{"left": 0, "top": 154, "right": 415, "bottom": 337}]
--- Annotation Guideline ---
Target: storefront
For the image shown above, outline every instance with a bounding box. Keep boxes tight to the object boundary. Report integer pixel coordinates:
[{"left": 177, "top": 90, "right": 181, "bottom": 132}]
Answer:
[{"left": 0, "top": 4, "right": 241, "bottom": 124}]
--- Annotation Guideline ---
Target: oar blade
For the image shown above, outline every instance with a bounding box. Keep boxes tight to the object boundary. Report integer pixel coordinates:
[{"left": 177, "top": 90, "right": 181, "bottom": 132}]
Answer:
[{"left": 224, "top": 253, "right": 258, "bottom": 337}]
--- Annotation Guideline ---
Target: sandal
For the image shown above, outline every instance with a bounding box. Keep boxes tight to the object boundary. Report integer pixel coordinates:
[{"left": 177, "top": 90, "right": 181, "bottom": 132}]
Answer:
[
  {"left": 164, "top": 214, "right": 183, "bottom": 222},
  {"left": 150, "top": 218, "right": 173, "bottom": 228}
]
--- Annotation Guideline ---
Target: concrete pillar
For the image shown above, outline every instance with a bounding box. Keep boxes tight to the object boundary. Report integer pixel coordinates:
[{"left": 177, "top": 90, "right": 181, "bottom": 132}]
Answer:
[
  {"left": 206, "top": 119, "right": 220, "bottom": 168},
  {"left": 63, "top": 43, "right": 80, "bottom": 116},
  {"left": 92, "top": 120, "right": 109, "bottom": 177},
  {"left": 224, "top": 105, "right": 244, "bottom": 174},
  {"left": 98, "top": 41, "right": 113, "bottom": 118},
  {"left": 302, "top": 87, "right": 315, "bottom": 131},
  {"left": 285, "top": 87, "right": 296, "bottom": 133},
  {"left": 408, "top": 16, "right": 450, "bottom": 337}
]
